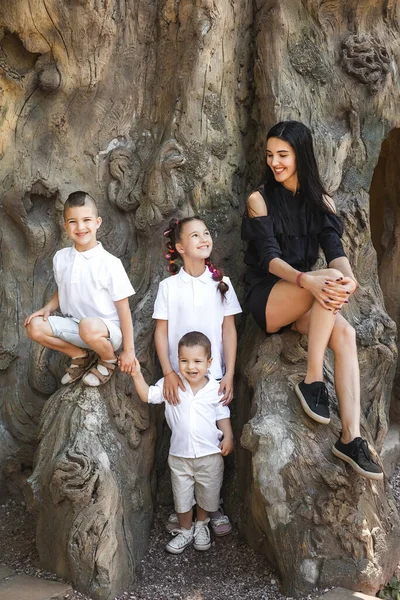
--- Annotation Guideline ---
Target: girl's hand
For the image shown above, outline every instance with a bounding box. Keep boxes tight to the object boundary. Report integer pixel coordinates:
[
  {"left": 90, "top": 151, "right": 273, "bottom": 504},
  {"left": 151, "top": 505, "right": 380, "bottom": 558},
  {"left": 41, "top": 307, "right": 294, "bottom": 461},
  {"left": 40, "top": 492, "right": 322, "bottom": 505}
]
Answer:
[
  {"left": 302, "top": 274, "right": 348, "bottom": 311},
  {"left": 219, "top": 436, "right": 234, "bottom": 456},
  {"left": 218, "top": 374, "right": 234, "bottom": 406},
  {"left": 163, "top": 371, "right": 185, "bottom": 405},
  {"left": 131, "top": 357, "right": 141, "bottom": 378}
]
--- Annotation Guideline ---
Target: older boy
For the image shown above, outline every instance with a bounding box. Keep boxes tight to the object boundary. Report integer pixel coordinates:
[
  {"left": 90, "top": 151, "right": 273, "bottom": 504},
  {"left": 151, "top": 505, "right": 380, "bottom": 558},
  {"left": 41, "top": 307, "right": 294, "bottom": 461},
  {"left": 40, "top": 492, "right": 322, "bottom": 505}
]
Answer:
[
  {"left": 131, "top": 331, "right": 233, "bottom": 554},
  {"left": 25, "top": 191, "right": 135, "bottom": 385}
]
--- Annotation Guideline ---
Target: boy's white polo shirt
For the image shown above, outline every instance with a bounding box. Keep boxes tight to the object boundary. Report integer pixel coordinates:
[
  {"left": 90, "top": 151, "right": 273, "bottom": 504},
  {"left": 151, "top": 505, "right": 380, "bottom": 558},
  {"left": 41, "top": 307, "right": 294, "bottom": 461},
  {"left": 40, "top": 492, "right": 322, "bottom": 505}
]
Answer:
[
  {"left": 148, "top": 374, "right": 230, "bottom": 458},
  {"left": 53, "top": 242, "right": 135, "bottom": 324},
  {"left": 152, "top": 267, "right": 242, "bottom": 380}
]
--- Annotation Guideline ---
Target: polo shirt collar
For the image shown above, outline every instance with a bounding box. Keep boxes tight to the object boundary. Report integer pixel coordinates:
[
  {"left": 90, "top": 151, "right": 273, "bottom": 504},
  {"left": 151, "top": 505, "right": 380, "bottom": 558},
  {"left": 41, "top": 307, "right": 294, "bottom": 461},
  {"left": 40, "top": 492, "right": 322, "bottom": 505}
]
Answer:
[
  {"left": 72, "top": 241, "right": 103, "bottom": 260},
  {"left": 178, "top": 266, "right": 211, "bottom": 284}
]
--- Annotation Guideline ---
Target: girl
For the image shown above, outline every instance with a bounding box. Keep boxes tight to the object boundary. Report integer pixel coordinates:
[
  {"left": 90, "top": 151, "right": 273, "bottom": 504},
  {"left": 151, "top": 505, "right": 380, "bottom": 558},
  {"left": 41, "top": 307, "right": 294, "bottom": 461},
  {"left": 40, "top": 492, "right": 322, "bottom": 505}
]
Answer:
[
  {"left": 153, "top": 216, "right": 242, "bottom": 534},
  {"left": 241, "top": 120, "right": 382, "bottom": 481}
]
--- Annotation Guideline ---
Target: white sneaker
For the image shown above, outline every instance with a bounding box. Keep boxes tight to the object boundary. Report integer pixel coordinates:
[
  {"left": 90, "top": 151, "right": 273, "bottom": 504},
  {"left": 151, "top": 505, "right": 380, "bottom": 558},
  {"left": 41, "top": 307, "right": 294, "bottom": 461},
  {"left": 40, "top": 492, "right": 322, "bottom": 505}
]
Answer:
[
  {"left": 165, "top": 526, "right": 194, "bottom": 554},
  {"left": 193, "top": 518, "right": 211, "bottom": 551}
]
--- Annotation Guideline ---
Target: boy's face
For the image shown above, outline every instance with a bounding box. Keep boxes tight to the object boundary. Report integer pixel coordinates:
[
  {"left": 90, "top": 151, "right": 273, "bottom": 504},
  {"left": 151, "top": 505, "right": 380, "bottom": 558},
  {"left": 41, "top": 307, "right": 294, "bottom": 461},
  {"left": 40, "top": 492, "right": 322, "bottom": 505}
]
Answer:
[
  {"left": 178, "top": 344, "right": 212, "bottom": 385},
  {"left": 64, "top": 203, "right": 102, "bottom": 252}
]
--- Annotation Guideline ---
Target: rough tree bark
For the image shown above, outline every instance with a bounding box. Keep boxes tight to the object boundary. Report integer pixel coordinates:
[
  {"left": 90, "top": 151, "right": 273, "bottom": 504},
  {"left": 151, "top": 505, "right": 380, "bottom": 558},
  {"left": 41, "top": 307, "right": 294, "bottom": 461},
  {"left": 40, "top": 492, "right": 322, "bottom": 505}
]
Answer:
[{"left": 0, "top": 0, "right": 399, "bottom": 598}]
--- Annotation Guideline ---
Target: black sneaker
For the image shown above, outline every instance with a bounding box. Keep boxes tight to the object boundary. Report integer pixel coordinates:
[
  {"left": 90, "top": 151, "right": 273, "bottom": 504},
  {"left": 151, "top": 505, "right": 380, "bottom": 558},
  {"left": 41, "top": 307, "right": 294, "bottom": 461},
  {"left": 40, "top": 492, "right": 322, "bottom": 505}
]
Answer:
[
  {"left": 332, "top": 436, "right": 383, "bottom": 480},
  {"left": 295, "top": 381, "right": 330, "bottom": 424}
]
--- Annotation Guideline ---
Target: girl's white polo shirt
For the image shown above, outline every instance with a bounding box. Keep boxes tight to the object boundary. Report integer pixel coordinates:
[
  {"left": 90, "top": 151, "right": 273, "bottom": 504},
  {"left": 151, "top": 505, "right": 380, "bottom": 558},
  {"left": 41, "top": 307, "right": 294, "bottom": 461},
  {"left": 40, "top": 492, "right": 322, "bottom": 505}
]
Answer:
[{"left": 152, "top": 267, "right": 242, "bottom": 380}]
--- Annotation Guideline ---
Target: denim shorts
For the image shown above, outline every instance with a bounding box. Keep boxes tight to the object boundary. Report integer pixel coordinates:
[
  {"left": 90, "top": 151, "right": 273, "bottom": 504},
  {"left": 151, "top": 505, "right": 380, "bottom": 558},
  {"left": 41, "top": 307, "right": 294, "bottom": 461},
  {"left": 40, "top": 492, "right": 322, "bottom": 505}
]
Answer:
[{"left": 47, "top": 316, "right": 122, "bottom": 351}]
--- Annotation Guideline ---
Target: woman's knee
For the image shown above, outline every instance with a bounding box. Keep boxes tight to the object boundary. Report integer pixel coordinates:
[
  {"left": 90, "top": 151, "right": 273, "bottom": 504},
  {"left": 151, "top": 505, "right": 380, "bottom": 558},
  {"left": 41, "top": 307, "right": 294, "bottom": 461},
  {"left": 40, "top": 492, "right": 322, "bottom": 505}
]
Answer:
[{"left": 331, "top": 319, "right": 356, "bottom": 351}]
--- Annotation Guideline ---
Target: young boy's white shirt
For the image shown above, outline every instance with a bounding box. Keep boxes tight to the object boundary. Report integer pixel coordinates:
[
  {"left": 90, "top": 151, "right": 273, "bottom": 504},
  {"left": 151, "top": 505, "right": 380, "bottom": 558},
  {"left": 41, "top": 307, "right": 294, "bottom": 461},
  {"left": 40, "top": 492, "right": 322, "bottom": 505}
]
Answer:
[
  {"left": 152, "top": 267, "right": 242, "bottom": 380},
  {"left": 148, "top": 373, "right": 230, "bottom": 458},
  {"left": 53, "top": 242, "right": 135, "bottom": 323}
]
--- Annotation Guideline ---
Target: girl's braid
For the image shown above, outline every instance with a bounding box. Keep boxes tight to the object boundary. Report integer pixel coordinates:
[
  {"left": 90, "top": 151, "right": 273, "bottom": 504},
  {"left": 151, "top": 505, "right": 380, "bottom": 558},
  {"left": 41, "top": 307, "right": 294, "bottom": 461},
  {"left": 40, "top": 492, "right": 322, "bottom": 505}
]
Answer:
[{"left": 205, "top": 258, "right": 229, "bottom": 299}]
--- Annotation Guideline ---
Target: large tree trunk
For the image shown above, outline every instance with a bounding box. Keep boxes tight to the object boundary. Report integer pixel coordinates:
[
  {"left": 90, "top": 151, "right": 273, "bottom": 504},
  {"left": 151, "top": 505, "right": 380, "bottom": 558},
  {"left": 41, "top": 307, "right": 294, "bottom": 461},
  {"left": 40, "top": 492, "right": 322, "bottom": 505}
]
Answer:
[{"left": 0, "top": 0, "right": 399, "bottom": 598}]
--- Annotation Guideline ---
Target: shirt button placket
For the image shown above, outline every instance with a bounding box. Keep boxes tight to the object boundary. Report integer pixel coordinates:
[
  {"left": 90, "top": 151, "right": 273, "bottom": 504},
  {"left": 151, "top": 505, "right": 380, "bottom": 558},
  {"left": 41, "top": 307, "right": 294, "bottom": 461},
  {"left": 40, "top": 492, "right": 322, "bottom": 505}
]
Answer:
[
  {"left": 193, "top": 279, "right": 203, "bottom": 308},
  {"left": 71, "top": 254, "right": 80, "bottom": 284}
]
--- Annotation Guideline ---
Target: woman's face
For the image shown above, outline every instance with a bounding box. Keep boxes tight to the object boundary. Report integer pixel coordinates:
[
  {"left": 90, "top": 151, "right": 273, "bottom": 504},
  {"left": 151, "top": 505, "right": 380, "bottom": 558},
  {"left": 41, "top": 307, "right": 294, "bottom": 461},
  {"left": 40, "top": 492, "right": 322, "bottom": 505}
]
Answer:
[{"left": 266, "top": 137, "right": 298, "bottom": 192}]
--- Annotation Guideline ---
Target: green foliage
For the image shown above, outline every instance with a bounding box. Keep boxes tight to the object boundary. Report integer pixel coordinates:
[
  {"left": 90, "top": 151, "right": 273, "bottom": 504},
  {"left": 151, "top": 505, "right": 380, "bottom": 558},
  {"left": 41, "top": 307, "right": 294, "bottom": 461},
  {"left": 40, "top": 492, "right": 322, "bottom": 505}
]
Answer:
[{"left": 378, "top": 577, "right": 400, "bottom": 600}]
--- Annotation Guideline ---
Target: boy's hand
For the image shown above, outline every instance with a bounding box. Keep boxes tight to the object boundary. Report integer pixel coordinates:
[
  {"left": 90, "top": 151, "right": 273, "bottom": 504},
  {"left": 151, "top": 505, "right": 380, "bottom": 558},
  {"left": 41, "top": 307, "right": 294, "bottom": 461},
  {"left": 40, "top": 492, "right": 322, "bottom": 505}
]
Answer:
[
  {"left": 218, "top": 374, "right": 234, "bottom": 406},
  {"left": 24, "top": 307, "right": 51, "bottom": 327},
  {"left": 118, "top": 349, "right": 136, "bottom": 374},
  {"left": 163, "top": 371, "right": 185, "bottom": 405},
  {"left": 131, "top": 357, "right": 142, "bottom": 378},
  {"left": 219, "top": 436, "right": 234, "bottom": 456}
]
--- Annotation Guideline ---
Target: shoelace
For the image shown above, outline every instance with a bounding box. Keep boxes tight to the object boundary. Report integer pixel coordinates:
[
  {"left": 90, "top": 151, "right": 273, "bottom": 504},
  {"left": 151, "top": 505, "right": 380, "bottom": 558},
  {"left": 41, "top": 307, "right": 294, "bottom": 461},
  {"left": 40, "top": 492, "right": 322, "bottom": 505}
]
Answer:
[
  {"left": 314, "top": 384, "right": 328, "bottom": 407},
  {"left": 193, "top": 518, "right": 210, "bottom": 542},
  {"left": 350, "top": 438, "right": 374, "bottom": 462}
]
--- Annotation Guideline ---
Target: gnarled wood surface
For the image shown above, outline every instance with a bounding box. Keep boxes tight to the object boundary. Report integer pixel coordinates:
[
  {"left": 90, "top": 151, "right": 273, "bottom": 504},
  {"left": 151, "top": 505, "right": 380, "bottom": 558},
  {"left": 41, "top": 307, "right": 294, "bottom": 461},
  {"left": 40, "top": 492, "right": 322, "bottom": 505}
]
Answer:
[{"left": 0, "top": 0, "right": 399, "bottom": 598}]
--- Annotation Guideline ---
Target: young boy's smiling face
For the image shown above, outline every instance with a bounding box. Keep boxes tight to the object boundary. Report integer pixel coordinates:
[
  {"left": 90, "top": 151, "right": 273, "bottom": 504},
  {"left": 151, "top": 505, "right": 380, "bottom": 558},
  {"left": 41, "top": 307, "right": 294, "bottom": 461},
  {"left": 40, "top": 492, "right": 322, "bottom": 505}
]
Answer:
[
  {"left": 178, "top": 344, "right": 212, "bottom": 386},
  {"left": 64, "top": 203, "right": 102, "bottom": 252}
]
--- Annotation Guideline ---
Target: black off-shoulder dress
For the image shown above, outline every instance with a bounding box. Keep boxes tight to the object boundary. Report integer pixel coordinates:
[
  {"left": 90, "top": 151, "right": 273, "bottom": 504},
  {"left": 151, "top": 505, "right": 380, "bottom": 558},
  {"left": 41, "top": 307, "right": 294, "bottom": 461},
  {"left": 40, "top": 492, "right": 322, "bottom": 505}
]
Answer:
[{"left": 241, "top": 185, "right": 347, "bottom": 331}]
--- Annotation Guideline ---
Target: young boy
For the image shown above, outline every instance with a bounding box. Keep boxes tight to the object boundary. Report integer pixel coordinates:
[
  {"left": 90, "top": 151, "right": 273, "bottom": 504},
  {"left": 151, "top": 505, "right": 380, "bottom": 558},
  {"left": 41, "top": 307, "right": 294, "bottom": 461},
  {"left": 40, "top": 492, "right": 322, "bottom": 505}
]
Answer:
[
  {"left": 131, "top": 331, "right": 234, "bottom": 554},
  {"left": 24, "top": 191, "right": 136, "bottom": 386}
]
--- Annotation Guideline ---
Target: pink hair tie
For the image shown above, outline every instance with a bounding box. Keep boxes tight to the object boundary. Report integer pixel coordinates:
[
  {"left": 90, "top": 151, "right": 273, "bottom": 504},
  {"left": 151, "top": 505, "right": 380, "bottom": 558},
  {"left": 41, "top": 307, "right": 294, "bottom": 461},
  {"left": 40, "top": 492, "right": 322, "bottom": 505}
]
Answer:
[{"left": 163, "top": 229, "right": 171, "bottom": 236}]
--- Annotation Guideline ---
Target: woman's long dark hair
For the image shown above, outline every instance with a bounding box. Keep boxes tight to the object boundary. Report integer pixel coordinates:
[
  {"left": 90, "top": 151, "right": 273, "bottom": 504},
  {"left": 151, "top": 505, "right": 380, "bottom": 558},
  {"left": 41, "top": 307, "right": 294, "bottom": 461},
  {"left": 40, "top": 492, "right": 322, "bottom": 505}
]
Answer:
[{"left": 264, "top": 121, "right": 332, "bottom": 236}]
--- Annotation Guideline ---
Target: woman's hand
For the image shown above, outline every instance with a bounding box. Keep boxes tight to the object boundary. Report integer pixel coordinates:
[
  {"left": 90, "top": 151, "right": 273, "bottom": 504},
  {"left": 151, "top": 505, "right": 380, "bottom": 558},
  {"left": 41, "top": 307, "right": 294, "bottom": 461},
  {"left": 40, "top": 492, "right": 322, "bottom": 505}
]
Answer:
[
  {"left": 302, "top": 274, "right": 349, "bottom": 311},
  {"left": 163, "top": 371, "right": 185, "bottom": 405},
  {"left": 337, "top": 276, "right": 357, "bottom": 295}
]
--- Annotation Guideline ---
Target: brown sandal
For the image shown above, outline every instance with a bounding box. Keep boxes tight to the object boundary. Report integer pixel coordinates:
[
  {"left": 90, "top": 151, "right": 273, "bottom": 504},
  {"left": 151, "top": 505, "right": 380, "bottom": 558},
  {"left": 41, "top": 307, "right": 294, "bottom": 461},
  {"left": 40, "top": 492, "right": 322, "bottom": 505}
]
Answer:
[
  {"left": 82, "top": 359, "right": 117, "bottom": 387},
  {"left": 61, "top": 352, "right": 96, "bottom": 385}
]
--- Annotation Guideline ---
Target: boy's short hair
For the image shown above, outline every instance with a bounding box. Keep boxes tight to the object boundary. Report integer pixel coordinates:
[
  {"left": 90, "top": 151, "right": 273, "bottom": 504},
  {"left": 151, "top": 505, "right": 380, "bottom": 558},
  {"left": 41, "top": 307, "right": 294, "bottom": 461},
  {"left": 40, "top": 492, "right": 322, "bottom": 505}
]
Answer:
[
  {"left": 178, "top": 331, "right": 211, "bottom": 359},
  {"left": 63, "top": 191, "right": 98, "bottom": 219}
]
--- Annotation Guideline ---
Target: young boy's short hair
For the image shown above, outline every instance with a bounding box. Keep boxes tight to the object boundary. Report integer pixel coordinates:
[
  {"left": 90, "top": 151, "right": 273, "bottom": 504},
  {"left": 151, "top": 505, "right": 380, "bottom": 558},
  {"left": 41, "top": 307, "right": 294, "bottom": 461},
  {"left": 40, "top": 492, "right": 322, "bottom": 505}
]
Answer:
[
  {"left": 63, "top": 191, "right": 98, "bottom": 219},
  {"left": 178, "top": 331, "right": 211, "bottom": 359}
]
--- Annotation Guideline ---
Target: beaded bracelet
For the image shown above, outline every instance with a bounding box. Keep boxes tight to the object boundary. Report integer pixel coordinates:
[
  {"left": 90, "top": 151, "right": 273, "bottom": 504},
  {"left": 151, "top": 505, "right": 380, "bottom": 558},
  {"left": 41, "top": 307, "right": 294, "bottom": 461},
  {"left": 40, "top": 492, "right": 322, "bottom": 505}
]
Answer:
[
  {"left": 296, "top": 272, "right": 304, "bottom": 288},
  {"left": 163, "top": 370, "right": 174, "bottom": 377}
]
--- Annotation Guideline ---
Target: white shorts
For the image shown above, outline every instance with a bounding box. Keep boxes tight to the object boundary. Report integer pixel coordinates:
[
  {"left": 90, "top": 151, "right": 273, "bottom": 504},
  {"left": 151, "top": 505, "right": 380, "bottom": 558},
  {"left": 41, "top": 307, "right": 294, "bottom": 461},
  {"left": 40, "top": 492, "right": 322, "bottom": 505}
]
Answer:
[
  {"left": 47, "top": 316, "right": 122, "bottom": 351},
  {"left": 168, "top": 453, "right": 224, "bottom": 514}
]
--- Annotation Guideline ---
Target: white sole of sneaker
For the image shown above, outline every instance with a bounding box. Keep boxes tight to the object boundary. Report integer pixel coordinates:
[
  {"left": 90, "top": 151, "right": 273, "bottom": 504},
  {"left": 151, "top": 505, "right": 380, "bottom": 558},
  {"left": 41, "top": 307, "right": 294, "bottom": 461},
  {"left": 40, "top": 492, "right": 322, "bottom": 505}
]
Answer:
[
  {"left": 295, "top": 384, "right": 330, "bottom": 425},
  {"left": 331, "top": 446, "right": 384, "bottom": 480},
  {"left": 193, "top": 542, "right": 211, "bottom": 551},
  {"left": 165, "top": 540, "right": 193, "bottom": 554},
  {"left": 211, "top": 527, "right": 232, "bottom": 537}
]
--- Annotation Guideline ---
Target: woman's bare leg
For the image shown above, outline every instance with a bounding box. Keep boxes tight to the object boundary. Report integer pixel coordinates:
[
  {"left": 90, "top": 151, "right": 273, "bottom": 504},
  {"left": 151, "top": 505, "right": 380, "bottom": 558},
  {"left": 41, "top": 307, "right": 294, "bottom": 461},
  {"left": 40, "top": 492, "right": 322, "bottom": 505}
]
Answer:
[
  {"left": 266, "top": 268, "right": 344, "bottom": 383},
  {"left": 295, "top": 311, "right": 361, "bottom": 443}
]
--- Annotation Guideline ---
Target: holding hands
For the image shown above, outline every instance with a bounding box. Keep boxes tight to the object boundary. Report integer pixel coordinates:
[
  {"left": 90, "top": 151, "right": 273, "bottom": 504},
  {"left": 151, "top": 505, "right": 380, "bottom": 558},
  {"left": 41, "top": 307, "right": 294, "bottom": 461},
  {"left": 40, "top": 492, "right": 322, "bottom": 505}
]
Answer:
[{"left": 118, "top": 348, "right": 136, "bottom": 374}]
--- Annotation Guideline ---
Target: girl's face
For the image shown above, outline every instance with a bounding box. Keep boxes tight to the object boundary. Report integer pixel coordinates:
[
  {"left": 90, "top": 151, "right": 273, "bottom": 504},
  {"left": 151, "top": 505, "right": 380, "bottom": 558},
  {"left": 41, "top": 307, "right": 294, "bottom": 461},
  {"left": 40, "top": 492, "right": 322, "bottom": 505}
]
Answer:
[
  {"left": 175, "top": 220, "right": 213, "bottom": 260},
  {"left": 266, "top": 137, "right": 298, "bottom": 192}
]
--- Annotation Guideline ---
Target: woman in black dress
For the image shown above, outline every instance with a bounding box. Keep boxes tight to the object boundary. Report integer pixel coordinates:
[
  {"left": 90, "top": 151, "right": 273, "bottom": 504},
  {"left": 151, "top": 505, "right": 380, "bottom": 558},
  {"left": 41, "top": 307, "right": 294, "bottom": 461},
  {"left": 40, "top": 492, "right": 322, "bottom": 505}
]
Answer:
[{"left": 242, "top": 120, "right": 382, "bottom": 481}]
